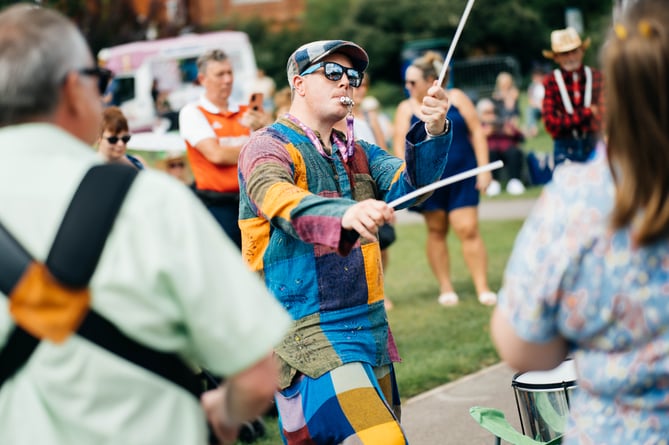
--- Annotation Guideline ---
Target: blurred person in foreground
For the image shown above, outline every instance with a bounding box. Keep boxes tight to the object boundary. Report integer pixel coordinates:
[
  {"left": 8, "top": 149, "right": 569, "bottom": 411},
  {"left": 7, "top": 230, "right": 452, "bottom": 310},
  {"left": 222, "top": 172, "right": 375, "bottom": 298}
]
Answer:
[
  {"left": 0, "top": 5, "right": 291, "bottom": 445},
  {"left": 238, "top": 40, "right": 452, "bottom": 444},
  {"left": 492, "top": 0, "right": 669, "bottom": 442},
  {"left": 179, "top": 49, "right": 271, "bottom": 249}
]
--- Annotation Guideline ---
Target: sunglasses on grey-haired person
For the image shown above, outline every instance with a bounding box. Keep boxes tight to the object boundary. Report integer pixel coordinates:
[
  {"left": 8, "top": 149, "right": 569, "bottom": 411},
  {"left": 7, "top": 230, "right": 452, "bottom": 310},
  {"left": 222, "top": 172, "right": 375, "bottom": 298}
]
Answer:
[
  {"left": 78, "top": 66, "right": 113, "bottom": 95},
  {"left": 300, "top": 62, "right": 364, "bottom": 88},
  {"left": 105, "top": 135, "right": 131, "bottom": 144}
]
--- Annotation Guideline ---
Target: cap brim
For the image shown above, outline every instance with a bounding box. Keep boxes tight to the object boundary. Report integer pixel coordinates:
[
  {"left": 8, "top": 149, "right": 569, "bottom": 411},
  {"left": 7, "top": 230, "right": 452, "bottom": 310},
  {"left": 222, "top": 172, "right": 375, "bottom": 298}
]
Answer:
[{"left": 312, "top": 42, "right": 369, "bottom": 73}]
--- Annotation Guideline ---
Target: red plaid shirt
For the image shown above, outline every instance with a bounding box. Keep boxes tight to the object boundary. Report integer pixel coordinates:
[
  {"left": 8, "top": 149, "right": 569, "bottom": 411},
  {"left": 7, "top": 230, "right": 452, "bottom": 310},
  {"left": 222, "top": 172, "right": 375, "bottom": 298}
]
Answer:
[{"left": 542, "top": 65, "right": 603, "bottom": 139}]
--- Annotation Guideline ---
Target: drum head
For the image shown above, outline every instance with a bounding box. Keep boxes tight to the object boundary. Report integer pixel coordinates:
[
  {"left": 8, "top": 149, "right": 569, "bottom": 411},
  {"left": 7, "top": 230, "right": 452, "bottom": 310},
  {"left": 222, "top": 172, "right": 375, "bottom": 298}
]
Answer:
[{"left": 513, "top": 359, "right": 577, "bottom": 390}]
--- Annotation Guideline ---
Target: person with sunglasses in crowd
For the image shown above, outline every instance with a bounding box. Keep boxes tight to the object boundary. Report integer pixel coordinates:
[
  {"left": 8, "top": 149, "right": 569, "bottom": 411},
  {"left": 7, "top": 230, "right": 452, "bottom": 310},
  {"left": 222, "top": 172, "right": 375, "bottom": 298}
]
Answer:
[
  {"left": 394, "top": 51, "right": 496, "bottom": 308},
  {"left": 157, "top": 150, "right": 192, "bottom": 185},
  {"left": 96, "top": 106, "right": 144, "bottom": 169},
  {"left": 238, "top": 40, "right": 452, "bottom": 444}
]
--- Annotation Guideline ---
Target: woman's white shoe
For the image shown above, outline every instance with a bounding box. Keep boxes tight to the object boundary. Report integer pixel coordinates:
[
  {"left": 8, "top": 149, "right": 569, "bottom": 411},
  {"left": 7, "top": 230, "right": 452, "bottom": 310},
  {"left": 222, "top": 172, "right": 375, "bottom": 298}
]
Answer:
[{"left": 438, "top": 292, "right": 459, "bottom": 307}]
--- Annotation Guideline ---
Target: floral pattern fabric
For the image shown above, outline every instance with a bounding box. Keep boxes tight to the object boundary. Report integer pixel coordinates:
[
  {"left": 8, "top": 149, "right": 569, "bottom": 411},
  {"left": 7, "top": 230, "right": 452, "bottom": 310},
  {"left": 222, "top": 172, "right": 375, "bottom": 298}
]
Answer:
[{"left": 499, "top": 147, "right": 669, "bottom": 444}]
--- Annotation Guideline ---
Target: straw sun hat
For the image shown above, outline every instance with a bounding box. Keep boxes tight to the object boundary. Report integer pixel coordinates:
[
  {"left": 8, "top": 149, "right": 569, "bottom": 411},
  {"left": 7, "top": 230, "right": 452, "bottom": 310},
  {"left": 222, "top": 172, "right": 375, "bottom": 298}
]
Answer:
[{"left": 542, "top": 27, "right": 591, "bottom": 59}]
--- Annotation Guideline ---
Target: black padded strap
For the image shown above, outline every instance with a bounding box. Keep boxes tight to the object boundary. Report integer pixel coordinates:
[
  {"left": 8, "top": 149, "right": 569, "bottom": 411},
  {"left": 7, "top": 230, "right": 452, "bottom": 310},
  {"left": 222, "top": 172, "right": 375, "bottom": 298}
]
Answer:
[
  {"left": 0, "top": 221, "right": 32, "bottom": 296},
  {"left": 78, "top": 311, "right": 202, "bottom": 398},
  {"left": 0, "top": 164, "right": 204, "bottom": 398},
  {"left": 0, "top": 164, "right": 137, "bottom": 388},
  {"left": 0, "top": 325, "right": 39, "bottom": 387},
  {"left": 46, "top": 163, "right": 138, "bottom": 288}
]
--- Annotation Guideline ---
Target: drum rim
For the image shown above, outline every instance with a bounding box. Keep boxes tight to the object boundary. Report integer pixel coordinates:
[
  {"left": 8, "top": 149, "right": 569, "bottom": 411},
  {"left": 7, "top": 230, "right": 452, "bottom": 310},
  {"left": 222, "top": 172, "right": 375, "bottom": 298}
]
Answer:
[
  {"left": 511, "top": 378, "right": 577, "bottom": 390},
  {"left": 511, "top": 358, "right": 577, "bottom": 389}
]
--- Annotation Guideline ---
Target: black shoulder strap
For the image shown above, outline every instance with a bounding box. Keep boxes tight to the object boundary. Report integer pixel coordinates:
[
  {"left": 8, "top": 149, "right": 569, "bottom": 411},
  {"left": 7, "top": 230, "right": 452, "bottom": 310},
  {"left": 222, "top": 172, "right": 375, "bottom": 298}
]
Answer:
[
  {"left": 0, "top": 165, "right": 201, "bottom": 398},
  {"left": 47, "top": 163, "right": 138, "bottom": 287}
]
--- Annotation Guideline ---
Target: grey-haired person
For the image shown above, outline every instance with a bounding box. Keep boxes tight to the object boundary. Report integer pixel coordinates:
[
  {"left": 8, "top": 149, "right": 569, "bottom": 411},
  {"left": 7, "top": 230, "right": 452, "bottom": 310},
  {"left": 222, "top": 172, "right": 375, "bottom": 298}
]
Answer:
[
  {"left": 238, "top": 40, "right": 452, "bottom": 444},
  {"left": 0, "top": 5, "right": 291, "bottom": 445}
]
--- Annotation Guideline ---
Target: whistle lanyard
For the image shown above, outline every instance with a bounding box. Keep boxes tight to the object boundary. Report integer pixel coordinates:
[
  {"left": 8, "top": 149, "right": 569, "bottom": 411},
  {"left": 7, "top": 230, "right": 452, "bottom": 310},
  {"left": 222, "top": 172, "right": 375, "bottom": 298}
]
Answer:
[{"left": 284, "top": 113, "right": 355, "bottom": 162}]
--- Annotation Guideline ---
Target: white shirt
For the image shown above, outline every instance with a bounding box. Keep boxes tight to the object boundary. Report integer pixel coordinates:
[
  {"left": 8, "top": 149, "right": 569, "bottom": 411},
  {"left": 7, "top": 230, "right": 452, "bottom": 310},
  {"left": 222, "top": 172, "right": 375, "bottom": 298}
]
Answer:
[
  {"left": 0, "top": 124, "right": 291, "bottom": 445},
  {"left": 179, "top": 95, "right": 249, "bottom": 148}
]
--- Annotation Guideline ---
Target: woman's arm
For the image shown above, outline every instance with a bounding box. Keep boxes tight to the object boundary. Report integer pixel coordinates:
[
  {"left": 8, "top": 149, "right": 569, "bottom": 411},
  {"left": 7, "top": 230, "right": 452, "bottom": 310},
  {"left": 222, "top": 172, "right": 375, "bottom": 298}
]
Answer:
[
  {"left": 392, "top": 100, "right": 412, "bottom": 159},
  {"left": 491, "top": 307, "right": 568, "bottom": 373}
]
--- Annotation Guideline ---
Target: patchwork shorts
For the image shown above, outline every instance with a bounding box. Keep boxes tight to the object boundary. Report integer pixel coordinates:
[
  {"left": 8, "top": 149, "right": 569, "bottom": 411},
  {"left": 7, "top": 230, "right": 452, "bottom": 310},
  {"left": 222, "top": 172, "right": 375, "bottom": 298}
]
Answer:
[{"left": 275, "top": 362, "right": 406, "bottom": 444}]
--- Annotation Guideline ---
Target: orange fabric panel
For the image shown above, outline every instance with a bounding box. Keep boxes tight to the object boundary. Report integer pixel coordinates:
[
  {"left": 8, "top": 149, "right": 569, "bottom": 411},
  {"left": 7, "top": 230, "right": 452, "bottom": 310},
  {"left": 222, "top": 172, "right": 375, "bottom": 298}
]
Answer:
[{"left": 9, "top": 262, "right": 90, "bottom": 344}]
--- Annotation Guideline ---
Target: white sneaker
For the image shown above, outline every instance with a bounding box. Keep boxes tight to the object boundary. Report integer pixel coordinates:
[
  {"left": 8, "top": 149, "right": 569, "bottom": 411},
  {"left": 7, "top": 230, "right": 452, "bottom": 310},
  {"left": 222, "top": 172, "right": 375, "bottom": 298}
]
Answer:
[
  {"left": 506, "top": 178, "right": 525, "bottom": 195},
  {"left": 486, "top": 180, "right": 501, "bottom": 197}
]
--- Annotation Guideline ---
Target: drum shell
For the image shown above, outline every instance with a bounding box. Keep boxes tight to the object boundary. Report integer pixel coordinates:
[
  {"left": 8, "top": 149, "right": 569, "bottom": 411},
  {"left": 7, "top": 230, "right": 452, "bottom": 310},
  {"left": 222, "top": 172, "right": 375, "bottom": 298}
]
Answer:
[{"left": 512, "top": 361, "right": 578, "bottom": 442}]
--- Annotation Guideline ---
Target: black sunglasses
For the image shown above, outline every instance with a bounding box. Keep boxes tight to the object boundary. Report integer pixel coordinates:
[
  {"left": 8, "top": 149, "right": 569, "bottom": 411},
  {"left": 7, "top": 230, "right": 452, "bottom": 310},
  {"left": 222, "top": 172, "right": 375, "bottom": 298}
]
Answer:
[
  {"left": 105, "top": 135, "right": 131, "bottom": 144},
  {"left": 167, "top": 161, "right": 185, "bottom": 169},
  {"left": 300, "top": 62, "right": 364, "bottom": 88},
  {"left": 78, "top": 66, "right": 113, "bottom": 95}
]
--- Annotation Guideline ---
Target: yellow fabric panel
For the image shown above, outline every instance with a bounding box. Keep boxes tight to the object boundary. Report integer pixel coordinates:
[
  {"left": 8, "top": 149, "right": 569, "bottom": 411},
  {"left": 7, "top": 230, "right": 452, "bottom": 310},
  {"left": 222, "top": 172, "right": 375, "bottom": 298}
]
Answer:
[
  {"left": 362, "top": 243, "right": 384, "bottom": 304},
  {"left": 337, "top": 387, "right": 395, "bottom": 430},
  {"left": 285, "top": 143, "right": 308, "bottom": 190},
  {"left": 262, "top": 182, "right": 311, "bottom": 221},
  {"left": 357, "top": 421, "right": 406, "bottom": 445},
  {"left": 239, "top": 216, "right": 270, "bottom": 272}
]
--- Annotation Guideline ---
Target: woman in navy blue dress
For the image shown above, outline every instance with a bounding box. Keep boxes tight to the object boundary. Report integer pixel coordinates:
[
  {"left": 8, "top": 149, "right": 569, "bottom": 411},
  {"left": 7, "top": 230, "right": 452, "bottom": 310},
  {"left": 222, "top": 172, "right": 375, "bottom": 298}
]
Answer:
[{"left": 393, "top": 51, "right": 496, "bottom": 307}]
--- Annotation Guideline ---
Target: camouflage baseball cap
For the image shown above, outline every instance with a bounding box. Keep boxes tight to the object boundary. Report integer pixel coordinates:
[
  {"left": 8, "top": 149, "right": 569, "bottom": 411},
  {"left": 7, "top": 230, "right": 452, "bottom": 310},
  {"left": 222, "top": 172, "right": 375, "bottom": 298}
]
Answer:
[{"left": 286, "top": 40, "right": 369, "bottom": 88}]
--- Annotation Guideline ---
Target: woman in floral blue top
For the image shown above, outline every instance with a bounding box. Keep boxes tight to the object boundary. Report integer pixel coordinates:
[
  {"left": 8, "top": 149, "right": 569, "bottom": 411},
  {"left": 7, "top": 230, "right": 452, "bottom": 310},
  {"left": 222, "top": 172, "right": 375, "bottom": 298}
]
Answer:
[{"left": 491, "top": 1, "right": 669, "bottom": 443}]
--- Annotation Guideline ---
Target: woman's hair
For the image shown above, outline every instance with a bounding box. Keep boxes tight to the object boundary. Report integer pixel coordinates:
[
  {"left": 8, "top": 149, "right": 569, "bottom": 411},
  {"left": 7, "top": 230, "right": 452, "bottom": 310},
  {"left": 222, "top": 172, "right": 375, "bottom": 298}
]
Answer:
[
  {"left": 605, "top": 0, "right": 669, "bottom": 245},
  {"left": 100, "top": 106, "right": 129, "bottom": 134},
  {"left": 0, "top": 5, "right": 91, "bottom": 125},
  {"left": 411, "top": 50, "right": 443, "bottom": 82},
  {"left": 494, "top": 72, "right": 515, "bottom": 92}
]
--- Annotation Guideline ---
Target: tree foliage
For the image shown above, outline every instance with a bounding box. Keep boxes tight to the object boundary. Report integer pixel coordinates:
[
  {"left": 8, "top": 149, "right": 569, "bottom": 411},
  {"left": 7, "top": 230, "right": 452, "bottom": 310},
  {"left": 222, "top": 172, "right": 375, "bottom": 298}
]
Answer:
[
  {"left": 11, "top": 0, "right": 614, "bottom": 98},
  {"left": 229, "top": 0, "right": 614, "bottom": 93}
]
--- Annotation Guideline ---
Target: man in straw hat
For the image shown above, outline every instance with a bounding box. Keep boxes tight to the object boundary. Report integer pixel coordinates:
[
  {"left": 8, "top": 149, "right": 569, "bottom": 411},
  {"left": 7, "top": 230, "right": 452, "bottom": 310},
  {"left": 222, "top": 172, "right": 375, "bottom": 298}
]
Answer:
[
  {"left": 542, "top": 27, "right": 603, "bottom": 167},
  {"left": 238, "top": 39, "right": 453, "bottom": 444}
]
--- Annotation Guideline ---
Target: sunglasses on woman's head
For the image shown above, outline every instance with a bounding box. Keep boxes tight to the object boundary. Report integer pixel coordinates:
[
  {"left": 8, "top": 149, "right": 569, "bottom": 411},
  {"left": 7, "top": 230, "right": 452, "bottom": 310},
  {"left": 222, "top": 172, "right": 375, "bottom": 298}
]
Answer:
[
  {"left": 300, "top": 62, "right": 364, "bottom": 88},
  {"left": 105, "top": 135, "right": 131, "bottom": 144}
]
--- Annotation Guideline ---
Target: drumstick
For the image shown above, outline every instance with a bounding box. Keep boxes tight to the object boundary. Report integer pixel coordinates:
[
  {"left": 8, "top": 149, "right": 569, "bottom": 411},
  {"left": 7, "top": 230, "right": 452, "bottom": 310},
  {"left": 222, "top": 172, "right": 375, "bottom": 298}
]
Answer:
[
  {"left": 389, "top": 161, "right": 503, "bottom": 209},
  {"left": 437, "top": 0, "right": 476, "bottom": 87}
]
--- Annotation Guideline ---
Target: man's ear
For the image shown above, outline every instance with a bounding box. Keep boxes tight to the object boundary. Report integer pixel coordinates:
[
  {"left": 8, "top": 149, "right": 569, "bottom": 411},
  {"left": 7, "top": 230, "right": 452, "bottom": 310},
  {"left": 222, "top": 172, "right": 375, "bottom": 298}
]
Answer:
[
  {"left": 292, "top": 76, "right": 306, "bottom": 97},
  {"left": 60, "top": 71, "right": 86, "bottom": 117}
]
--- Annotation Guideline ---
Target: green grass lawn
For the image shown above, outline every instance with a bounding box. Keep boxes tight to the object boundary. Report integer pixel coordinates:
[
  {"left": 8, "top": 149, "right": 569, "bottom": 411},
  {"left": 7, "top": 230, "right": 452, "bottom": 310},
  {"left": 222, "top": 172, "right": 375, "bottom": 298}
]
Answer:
[
  {"left": 239, "top": 217, "right": 525, "bottom": 444},
  {"left": 386, "top": 219, "right": 524, "bottom": 398}
]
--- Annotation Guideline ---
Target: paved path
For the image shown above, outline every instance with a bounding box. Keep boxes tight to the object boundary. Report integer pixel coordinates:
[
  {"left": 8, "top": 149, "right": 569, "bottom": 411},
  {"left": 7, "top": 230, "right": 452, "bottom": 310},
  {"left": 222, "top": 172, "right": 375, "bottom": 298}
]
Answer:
[
  {"left": 397, "top": 197, "right": 537, "bottom": 444},
  {"left": 402, "top": 363, "right": 524, "bottom": 445}
]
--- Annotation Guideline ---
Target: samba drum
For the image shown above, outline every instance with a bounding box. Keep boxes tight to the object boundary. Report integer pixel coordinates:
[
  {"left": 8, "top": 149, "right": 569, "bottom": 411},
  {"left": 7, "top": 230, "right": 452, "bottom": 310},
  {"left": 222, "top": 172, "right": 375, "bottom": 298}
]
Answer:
[{"left": 512, "top": 359, "right": 578, "bottom": 441}]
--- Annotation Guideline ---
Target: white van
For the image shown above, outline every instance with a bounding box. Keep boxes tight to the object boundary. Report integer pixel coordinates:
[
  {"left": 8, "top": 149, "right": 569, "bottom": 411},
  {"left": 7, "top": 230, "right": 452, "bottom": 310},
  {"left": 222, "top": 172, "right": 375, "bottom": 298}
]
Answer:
[{"left": 99, "top": 31, "right": 258, "bottom": 132}]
